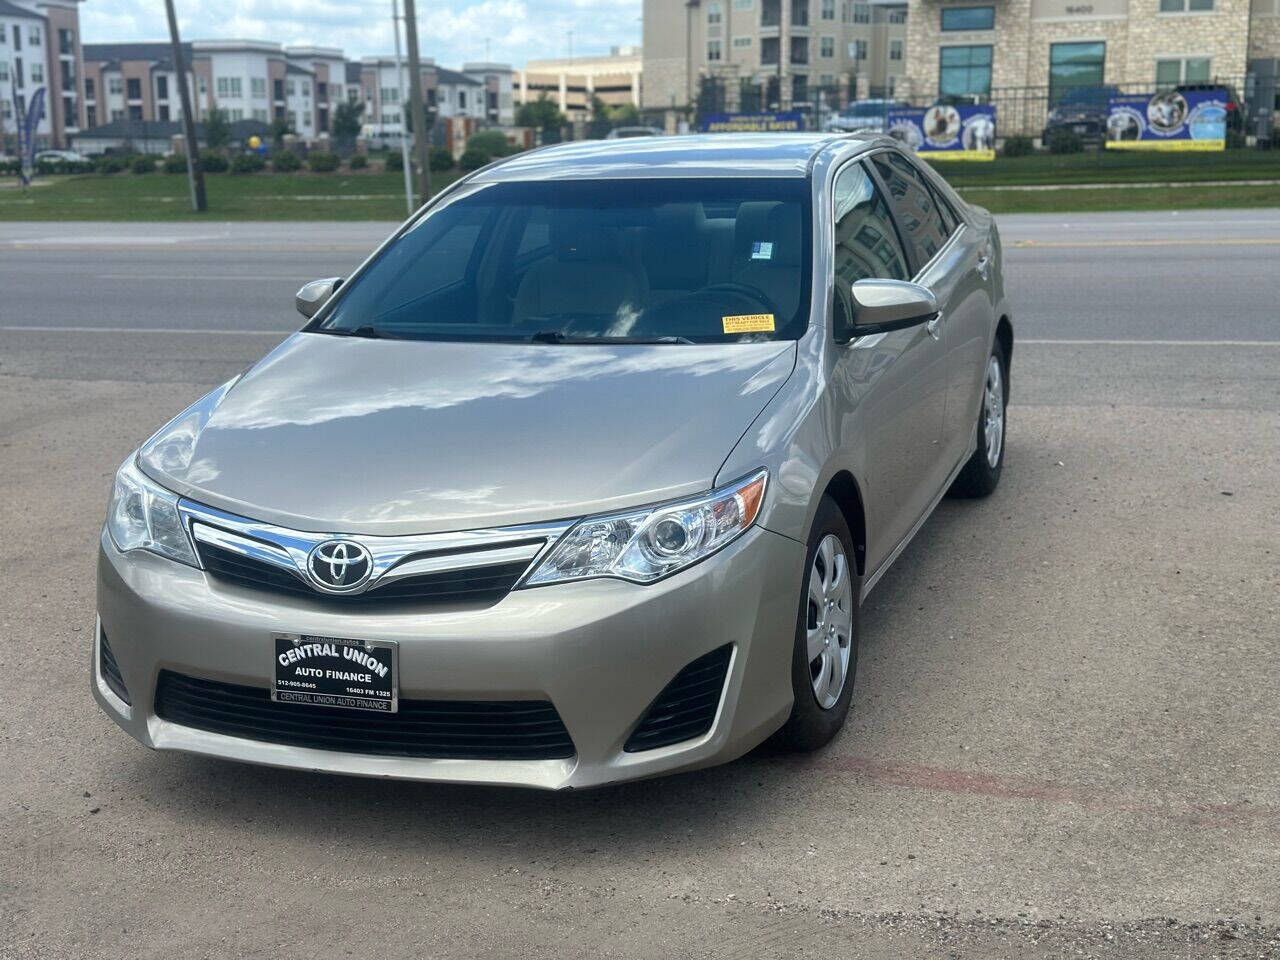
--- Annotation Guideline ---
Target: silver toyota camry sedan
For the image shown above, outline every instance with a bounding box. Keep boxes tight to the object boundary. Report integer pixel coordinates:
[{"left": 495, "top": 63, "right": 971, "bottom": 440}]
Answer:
[{"left": 94, "top": 134, "right": 1012, "bottom": 789}]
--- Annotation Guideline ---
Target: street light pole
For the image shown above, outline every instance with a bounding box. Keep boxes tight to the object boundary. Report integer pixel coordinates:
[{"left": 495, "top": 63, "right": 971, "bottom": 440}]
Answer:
[
  {"left": 164, "top": 0, "right": 205, "bottom": 212},
  {"left": 402, "top": 0, "right": 432, "bottom": 206},
  {"left": 391, "top": 0, "right": 414, "bottom": 217}
]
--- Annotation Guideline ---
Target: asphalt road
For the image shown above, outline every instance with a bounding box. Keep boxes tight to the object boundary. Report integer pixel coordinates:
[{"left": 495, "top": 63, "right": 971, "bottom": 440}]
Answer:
[{"left": 2, "top": 211, "right": 1278, "bottom": 959}]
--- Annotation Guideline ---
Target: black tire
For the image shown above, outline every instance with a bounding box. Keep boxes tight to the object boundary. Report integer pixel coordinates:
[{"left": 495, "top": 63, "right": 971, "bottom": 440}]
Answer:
[
  {"left": 773, "top": 496, "right": 861, "bottom": 752},
  {"left": 949, "top": 337, "right": 1008, "bottom": 499}
]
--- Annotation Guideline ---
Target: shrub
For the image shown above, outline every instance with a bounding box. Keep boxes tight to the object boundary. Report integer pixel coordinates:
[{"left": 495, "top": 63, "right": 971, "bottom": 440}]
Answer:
[
  {"left": 306, "top": 151, "right": 341, "bottom": 172},
  {"left": 458, "top": 146, "right": 490, "bottom": 171},
  {"left": 271, "top": 150, "right": 302, "bottom": 172},
  {"left": 0, "top": 157, "right": 21, "bottom": 176},
  {"left": 384, "top": 150, "right": 404, "bottom": 172},
  {"left": 347, "top": 154, "right": 368, "bottom": 170},
  {"left": 199, "top": 150, "right": 229, "bottom": 173},
  {"left": 1001, "top": 136, "right": 1034, "bottom": 158},
  {"left": 36, "top": 158, "right": 92, "bottom": 175},
  {"left": 163, "top": 153, "right": 189, "bottom": 174},
  {"left": 429, "top": 147, "right": 455, "bottom": 172},
  {"left": 466, "top": 129, "right": 511, "bottom": 162},
  {"left": 1225, "top": 129, "right": 1246, "bottom": 150},
  {"left": 95, "top": 155, "right": 125, "bottom": 175},
  {"left": 131, "top": 154, "right": 157, "bottom": 174},
  {"left": 1047, "top": 128, "right": 1083, "bottom": 155},
  {"left": 230, "top": 152, "right": 267, "bottom": 174}
]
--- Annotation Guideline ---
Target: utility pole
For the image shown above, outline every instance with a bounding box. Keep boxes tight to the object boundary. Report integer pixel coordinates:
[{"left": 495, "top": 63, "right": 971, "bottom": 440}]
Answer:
[
  {"left": 164, "top": 0, "right": 206, "bottom": 212},
  {"left": 391, "top": 0, "right": 414, "bottom": 217},
  {"left": 402, "top": 0, "right": 431, "bottom": 207}
]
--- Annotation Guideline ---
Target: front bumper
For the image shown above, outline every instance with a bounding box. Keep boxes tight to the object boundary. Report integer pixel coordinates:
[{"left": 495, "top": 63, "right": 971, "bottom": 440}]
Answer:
[{"left": 93, "top": 525, "right": 804, "bottom": 789}]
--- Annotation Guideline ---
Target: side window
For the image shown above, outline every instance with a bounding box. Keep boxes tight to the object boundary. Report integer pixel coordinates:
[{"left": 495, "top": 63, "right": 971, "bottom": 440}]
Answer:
[
  {"left": 871, "top": 152, "right": 953, "bottom": 269},
  {"left": 831, "top": 161, "right": 911, "bottom": 331}
]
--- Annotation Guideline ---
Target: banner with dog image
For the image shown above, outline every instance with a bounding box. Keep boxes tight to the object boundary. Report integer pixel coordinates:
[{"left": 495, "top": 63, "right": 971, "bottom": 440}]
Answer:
[
  {"left": 1104, "top": 88, "right": 1227, "bottom": 151},
  {"left": 886, "top": 104, "right": 996, "bottom": 161}
]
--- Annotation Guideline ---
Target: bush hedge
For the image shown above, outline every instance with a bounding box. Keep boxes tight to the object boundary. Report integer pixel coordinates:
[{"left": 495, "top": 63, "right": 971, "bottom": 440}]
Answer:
[
  {"left": 383, "top": 150, "right": 403, "bottom": 172},
  {"left": 429, "top": 147, "right": 455, "bottom": 171},
  {"left": 347, "top": 154, "right": 368, "bottom": 170},
  {"left": 1001, "top": 136, "right": 1035, "bottom": 158},
  {"left": 458, "top": 147, "right": 490, "bottom": 171},
  {"left": 230, "top": 152, "right": 267, "bottom": 174},
  {"left": 199, "top": 150, "right": 229, "bottom": 173},
  {"left": 1047, "top": 129, "right": 1083, "bottom": 155},
  {"left": 271, "top": 150, "right": 302, "bottom": 172},
  {"left": 306, "top": 152, "right": 341, "bottom": 172},
  {"left": 131, "top": 155, "right": 157, "bottom": 174},
  {"left": 95, "top": 155, "right": 126, "bottom": 175},
  {"left": 163, "top": 153, "right": 189, "bottom": 173}
]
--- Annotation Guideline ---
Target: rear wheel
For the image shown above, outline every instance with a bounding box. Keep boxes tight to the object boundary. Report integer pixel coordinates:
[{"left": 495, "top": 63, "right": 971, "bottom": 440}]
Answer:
[
  {"left": 773, "top": 496, "right": 860, "bottom": 752},
  {"left": 949, "top": 339, "right": 1007, "bottom": 499}
]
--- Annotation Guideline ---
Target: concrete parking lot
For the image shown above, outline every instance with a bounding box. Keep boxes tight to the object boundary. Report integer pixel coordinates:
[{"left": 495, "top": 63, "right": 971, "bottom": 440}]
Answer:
[{"left": 2, "top": 211, "right": 1278, "bottom": 958}]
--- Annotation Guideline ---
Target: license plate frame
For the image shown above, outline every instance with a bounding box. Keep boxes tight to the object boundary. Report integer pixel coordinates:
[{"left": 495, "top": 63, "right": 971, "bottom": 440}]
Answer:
[{"left": 271, "top": 633, "right": 399, "bottom": 713}]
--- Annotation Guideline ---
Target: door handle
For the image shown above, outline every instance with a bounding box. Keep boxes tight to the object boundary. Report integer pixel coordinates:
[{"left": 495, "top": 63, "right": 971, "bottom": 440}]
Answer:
[{"left": 926, "top": 312, "right": 942, "bottom": 339}]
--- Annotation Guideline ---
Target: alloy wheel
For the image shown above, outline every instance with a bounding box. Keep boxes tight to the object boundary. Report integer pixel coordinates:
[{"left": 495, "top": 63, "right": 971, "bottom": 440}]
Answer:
[
  {"left": 806, "top": 534, "right": 854, "bottom": 709},
  {"left": 984, "top": 355, "right": 1004, "bottom": 468}
]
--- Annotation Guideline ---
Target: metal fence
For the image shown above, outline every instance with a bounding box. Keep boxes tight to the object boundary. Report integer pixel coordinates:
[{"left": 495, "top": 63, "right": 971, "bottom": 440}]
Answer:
[{"left": 683, "top": 72, "right": 1277, "bottom": 147}]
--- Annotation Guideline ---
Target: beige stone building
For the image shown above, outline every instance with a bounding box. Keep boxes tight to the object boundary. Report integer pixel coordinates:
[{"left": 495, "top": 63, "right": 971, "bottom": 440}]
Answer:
[
  {"left": 901, "top": 0, "right": 1280, "bottom": 132},
  {"left": 642, "top": 0, "right": 909, "bottom": 113},
  {"left": 516, "top": 46, "right": 642, "bottom": 121}
]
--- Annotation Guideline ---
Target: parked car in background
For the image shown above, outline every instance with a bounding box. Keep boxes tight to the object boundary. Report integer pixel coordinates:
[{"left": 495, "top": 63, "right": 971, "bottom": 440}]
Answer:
[
  {"left": 34, "top": 149, "right": 89, "bottom": 164},
  {"left": 606, "top": 126, "right": 664, "bottom": 138},
  {"left": 1042, "top": 86, "right": 1120, "bottom": 145},
  {"left": 94, "top": 133, "right": 1012, "bottom": 790},
  {"left": 825, "top": 99, "right": 908, "bottom": 134}
]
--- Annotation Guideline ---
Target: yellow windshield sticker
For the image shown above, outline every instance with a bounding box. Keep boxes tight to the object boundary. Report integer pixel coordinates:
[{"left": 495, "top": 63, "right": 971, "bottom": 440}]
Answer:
[{"left": 722, "top": 313, "right": 776, "bottom": 334}]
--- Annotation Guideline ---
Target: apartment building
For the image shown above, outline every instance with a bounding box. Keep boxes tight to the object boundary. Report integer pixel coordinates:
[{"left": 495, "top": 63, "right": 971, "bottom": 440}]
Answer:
[
  {"left": 516, "top": 46, "right": 642, "bottom": 120},
  {"left": 0, "top": 0, "right": 86, "bottom": 151},
  {"left": 354, "top": 57, "right": 512, "bottom": 145},
  {"left": 641, "top": 0, "right": 907, "bottom": 112},
  {"left": 80, "top": 41, "right": 192, "bottom": 129},
  {"left": 900, "top": 0, "right": 1280, "bottom": 103}
]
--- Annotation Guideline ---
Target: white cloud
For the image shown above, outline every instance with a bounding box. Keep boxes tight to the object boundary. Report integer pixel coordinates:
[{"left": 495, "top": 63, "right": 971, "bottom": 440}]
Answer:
[{"left": 80, "top": 0, "right": 641, "bottom": 65}]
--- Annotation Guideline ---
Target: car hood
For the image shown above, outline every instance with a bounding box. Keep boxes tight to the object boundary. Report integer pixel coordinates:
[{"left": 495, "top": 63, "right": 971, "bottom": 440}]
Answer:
[{"left": 140, "top": 332, "right": 796, "bottom": 535}]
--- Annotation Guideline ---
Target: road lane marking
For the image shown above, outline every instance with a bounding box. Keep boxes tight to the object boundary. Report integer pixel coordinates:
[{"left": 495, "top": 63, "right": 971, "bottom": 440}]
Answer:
[
  {"left": 1008, "top": 238, "right": 1280, "bottom": 249},
  {"left": 0, "top": 325, "right": 293, "bottom": 335},
  {"left": 1021, "top": 339, "right": 1280, "bottom": 346},
  {"left": 93, "top": 274, "right": 305, "bottom": 281}
]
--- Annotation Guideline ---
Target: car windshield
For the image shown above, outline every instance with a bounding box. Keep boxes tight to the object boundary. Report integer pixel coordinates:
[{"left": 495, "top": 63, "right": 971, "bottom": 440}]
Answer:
[
  {"left": 317, "top": 177, "right": 813, "bottom": 344},
  {"left": 846, "top": 103, "right": 890, "bottom": 117}
]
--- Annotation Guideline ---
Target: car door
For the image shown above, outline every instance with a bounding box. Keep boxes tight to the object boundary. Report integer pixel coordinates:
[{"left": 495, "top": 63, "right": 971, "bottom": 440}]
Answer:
[
  {"left": 829, "top": 158, "right": 949, "bottom": 575},
  {"left": 869, "top": 150, "right": 994, "bottom": 476}
]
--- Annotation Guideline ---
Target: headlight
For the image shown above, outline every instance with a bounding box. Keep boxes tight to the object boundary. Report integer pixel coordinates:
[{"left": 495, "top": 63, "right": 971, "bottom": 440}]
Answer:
[
  {"left": 106, "top": 457, "right": 199, "bottom": 567},
  {"left": 523, "top": 470, "right": 767, "bottom": 587}
]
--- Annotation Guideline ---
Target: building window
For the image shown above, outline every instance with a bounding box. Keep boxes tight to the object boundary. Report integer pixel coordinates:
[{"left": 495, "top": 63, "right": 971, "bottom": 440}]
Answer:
[
  {"left": 1049, "top": 41, "right": 1104, "bottom": 105},
  {"left": 708, "top": 39, "right": 724, "bottom": 60},
  {"left": 381, "top": 86, "right": 400, "bottom": 103},
  {"left": 59, "top": 28, "right": 74, "bottom": 55},
  {"left": 286, "top": 80, "right": 295, "bottom": 96},
  {"left": 707, "top": 1, "right": 723, "bottom": 23},
  {"left": 126, "top": 77, "right": 141, "bottom": 100},
  {"left": 853, "top": 3, "right": 871, "bottom": 23},
  {"left": 317, "top": 81, "right": 327, "bottom": 100},
  {"left": 253, "top": 107, "right": 268, "bottom": 122},
  {"left": 791, "top": 36, "right": 809, "bottom": 64},
  {"left": 128, "top": 104, "right": 143, "bottom": 120},
  {"left": 84, "top": 77, "right": 94, "bottom": 98},
  {"left": 29, "top": 25, "right": 41, "bottom": 45},
  {"left": 156, "top": 75, "right": 168, "bottom": 100},
  {"left": 820, "top": 36, "right": 835, "bottom": 57},
  {"left": 108, "top": 76, "right": 123, "bottom": 95},
  {"left": 459, "top": 90, "right": 467, "bottom": 108},
  {"left": 792, "top": 0, "right": 810, "bottom": 26},
  {"left": 939, "top": 44, "right": 993, "bottom": 98},
  {"left": 1156, "top": 56, "right": 1211, "bottom": 86},
  {"left": 733, "top": 35, "right": 753, "bottom": 47},
  {"left": 821, "top": 0, "right": 836, "bottom": 18},
  {"left": 761, "top": 36, "right": 780, "bottom": 65},
  {"left": 31, "top": 62, "right": 43, "bottom": 83},
  {"left": 229, "top": 108, "right": 243, "bottom": 120},
  {"left": 251, "top": 77, "right": 266, "bottom": 98},
  {"left": 198, "top": 77, "right": 207, "bottom": 96},
  {"left": 1159, "top": 0, "right": 1213, "bottom": 10},
  {"left": 889, "top": 8, "right": 907, "bottom": 23},
  {"left": 793, "top": 74, "right": 809, "bottom": 102},
  {"left": 0, "top": 62, "right": 8, "bottom": 82},
  {"left": 110, "top": 109, "right": 123, "bottom": 121},
  {"left": 158, "top": 103, "right": 170, "bottom": 121},
  {"left": 733, "top": 0, "right": 753, "bottom": 8},
  {"left": 13, "top": 24, "right": 21, "bottom": 50},
  {"left": 216, "top": 76, "right": 242, "bottom": 97},
  {"left": 820, "top": 73, "right": 835, "bottom": 87},
  {"left": 85, "top": 104, "right": 95, "bottom": 126},
  {"left": 890, "top": 39, "right": 903, "bottom": 61},
  {"left": 853, "top": 39, "right": 868, "bottom": 60},
  {"left": 941, "top": 6, "right": 995, "bottom": 29}
]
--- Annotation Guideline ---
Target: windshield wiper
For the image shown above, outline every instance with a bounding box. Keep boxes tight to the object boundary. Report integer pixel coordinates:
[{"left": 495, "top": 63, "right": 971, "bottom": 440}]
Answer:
[
  {"left": 324, "top": 324, "right": 396, "bottom": 339},
  {"left": 528, "top": 331, "right": 695, "bottom": 345}
]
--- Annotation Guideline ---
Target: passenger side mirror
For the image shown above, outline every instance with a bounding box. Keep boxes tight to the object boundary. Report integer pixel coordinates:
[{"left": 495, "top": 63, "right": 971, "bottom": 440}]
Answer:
[
  {"left": 295, "top": 277, "right": 343, "bottom": 319},
  {"left": 845, "top": 279, "right": 938, "bottom": 338}
]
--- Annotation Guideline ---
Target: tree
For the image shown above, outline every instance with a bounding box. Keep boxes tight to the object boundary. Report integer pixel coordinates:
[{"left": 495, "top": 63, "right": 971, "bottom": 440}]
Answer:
[
  {"left": 515, "top": 94, "right": 564, "bottom": 130},
  {"left": 466, "top": 129, "right": 513, "bottom": 162},
  {"left": 268, "top": 117, "right": 292, "bottom": 149},
  {"left": 203, "top": 107, "right": 231, "bottom": 151},
  {"left": 332, "top": 99, "right": 364, "bottom": 149}
]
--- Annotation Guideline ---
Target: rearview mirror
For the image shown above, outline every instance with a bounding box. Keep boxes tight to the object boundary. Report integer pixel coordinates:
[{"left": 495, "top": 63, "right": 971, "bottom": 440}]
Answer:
[
  {"left": 295, "top": 277, "right": 342, "bottom": 319},
  {"left": 847, "top": 279, "right": 938, "bottom": 337}
]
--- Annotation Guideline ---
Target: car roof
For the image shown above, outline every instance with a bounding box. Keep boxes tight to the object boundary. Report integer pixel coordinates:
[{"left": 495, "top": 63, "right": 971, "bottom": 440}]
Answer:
[{"left": 472, "top": 133, "right": 885, "bottom": 181}]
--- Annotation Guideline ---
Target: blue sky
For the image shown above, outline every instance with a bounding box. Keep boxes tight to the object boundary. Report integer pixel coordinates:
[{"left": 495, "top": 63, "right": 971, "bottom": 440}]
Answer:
[{"left": 82, "top": 0, "right": 643, "bottom": 66}]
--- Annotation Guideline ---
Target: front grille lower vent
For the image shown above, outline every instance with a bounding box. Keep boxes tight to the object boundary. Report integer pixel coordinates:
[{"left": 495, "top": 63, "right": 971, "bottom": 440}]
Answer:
[
  {"left": 196, "top": 541, "right": 529, "bottom": 607},
  {"left": 624, "top": 644, "right": 733, "bottom": 752},
  {"left": 99, "top": 628, "right": 131, "bottom": 705},
  {"left": 154, "top": 671, "right": 576, "bottom": 761}
]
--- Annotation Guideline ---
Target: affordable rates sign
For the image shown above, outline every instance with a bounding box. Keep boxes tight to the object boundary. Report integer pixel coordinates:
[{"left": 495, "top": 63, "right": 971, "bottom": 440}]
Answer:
[
  {"left": 1105, "top": 88, "right": 1228, "bottom": 151},
  {"left": 702, "top": 111, "right": 805, "bottom": 133},
  {"left": 886, "top": 103, "right": 996, "bottom": 161}
]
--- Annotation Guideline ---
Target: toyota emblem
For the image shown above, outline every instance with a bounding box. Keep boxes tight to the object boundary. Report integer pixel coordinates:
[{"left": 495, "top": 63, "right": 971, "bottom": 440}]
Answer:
[{"left": 307, "top": 539, "right": 373, "bottom": 592}]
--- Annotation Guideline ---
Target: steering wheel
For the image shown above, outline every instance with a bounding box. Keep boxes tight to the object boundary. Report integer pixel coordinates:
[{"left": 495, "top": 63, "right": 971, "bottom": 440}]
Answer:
[{"left": 697, "top": 281, "right": 783, "bottom": 320}]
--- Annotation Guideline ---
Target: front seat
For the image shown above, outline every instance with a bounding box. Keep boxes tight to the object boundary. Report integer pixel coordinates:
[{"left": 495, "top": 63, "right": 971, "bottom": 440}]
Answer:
[
  {"left": 513, "top": 215, "right": 647, "bottom": 326},
  {"left": 731, "top": 201, "right": 802, "bottom": 318}
]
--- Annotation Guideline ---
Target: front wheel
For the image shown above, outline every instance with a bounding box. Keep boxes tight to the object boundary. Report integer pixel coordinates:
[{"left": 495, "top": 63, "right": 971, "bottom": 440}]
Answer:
[
  {"left": 773, "top": 496, "right": 860, "bottom": 752},
  {"left": 949, "top": 339, "right": 1007, "bottom": 499}
]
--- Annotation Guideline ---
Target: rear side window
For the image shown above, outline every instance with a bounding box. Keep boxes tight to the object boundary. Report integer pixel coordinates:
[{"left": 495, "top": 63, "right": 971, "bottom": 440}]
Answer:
[{"left": 871, "top": 152, "right": 954, "bottom": 271}]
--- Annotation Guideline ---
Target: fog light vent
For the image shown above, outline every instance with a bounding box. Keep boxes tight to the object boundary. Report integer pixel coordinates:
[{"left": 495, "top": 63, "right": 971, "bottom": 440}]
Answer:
[
  {"left": 624, "top": 644, "right": 732, "bottom": 752},
  {"left": 99, "top": 628, "right": 132, "bottom": 705}
]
